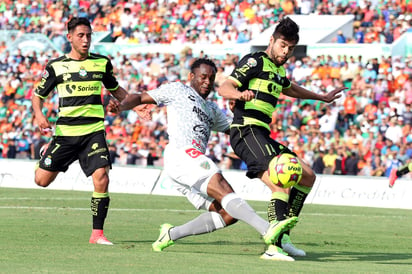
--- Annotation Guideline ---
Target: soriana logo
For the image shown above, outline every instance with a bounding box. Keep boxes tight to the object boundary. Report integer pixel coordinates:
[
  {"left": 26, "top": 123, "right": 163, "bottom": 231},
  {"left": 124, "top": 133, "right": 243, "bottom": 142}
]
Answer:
[{"left": 185, "top": 148, "right": 202, "bottom": 158}]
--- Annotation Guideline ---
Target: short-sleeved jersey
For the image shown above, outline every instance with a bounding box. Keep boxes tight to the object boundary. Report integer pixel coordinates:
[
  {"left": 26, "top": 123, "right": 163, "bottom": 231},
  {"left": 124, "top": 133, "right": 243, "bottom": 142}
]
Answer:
[
  {"left": 34, "top": 53, "right": 119, "bottom": 136},
  {"left": 148, "top": 82, "right": 230, "bottom": 153},
  {"left": 228, "top": 51, "right": 291, "bottom": 131}
]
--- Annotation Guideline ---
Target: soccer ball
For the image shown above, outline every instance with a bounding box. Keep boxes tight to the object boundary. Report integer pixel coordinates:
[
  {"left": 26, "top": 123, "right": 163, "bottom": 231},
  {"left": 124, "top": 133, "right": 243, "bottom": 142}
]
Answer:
[{"left": 268, "top": 153, "right": 303, "bottom": 188}]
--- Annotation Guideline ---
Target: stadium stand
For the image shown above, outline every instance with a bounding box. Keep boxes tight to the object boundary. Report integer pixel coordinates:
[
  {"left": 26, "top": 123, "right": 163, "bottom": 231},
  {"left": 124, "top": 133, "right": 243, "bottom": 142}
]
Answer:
[{"left": 0, "top": 0, "right": 411, "bottom": 179}]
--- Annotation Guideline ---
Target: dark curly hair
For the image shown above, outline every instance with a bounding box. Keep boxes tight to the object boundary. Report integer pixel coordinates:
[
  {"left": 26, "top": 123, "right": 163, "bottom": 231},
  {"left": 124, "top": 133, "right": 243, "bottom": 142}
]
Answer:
[
  {"left": 272, "top": 17, "right": 300, "bottom": 44},
  {"left": 67, "top": 17, "right": 91, "bottom": 33},
  {"left": 190, "top": 58, "right": 217, "bottom": 74}
]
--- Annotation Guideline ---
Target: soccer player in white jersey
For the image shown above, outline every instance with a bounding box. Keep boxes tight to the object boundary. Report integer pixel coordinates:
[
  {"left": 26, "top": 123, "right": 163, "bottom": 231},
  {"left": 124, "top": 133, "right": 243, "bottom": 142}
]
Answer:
[{"left": 107, "top": 58, "right": 298, "bottom": 260}]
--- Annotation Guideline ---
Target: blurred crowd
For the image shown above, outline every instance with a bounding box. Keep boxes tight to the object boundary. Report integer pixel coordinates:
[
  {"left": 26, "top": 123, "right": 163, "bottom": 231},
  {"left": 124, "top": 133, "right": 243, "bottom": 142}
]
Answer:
[
  {"left": 0, "top": 0, "right": 411, "bottom": 47},
  {"left": 0, "top": 0, "right": 412, "bottom": 180}
]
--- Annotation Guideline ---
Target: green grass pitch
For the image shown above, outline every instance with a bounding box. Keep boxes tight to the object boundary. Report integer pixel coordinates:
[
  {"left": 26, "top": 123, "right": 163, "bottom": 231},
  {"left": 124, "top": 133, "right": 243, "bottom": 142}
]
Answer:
[{"left": 1, "top": 187, "right": 412, "bottom": 273}]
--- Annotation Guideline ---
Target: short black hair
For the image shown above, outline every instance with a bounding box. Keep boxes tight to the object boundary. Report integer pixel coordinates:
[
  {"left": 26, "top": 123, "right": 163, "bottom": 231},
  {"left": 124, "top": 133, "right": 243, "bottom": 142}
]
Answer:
[
  {"left": 272, "top": 17, "right": 299, "bottom": 44},
  {"left": 190, "top": 58, "right": 217, "bottom": 74},
  {"left": 67, "top": 17, "right": 91, "bottom": 32}
]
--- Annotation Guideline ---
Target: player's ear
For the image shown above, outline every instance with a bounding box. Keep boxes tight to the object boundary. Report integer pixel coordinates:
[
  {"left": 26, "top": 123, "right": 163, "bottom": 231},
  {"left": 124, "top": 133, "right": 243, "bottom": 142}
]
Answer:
[{"left": 187, "top": 72, "right": 194, "bottom": 81}]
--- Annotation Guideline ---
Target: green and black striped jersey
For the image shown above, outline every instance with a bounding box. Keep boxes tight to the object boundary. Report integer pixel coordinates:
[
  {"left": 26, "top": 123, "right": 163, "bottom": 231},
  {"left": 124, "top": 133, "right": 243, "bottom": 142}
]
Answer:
[
  {"left": 34, "top": 53, "right": 119, "bottom": 136},
  {"left": 228, "top": 51, "right": 291, "bottom": 131}
]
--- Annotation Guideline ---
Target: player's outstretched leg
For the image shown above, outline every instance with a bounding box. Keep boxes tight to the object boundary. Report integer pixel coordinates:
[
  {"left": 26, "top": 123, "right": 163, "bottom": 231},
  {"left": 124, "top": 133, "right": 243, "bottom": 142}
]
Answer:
[
  {"left": 152, "top": 223, "right": 174, "bottom": 252},
  {"left": 281, "top": 234, "right": 306, "bottom": 257},
  {"left": 263, "top": 217, "right": 299, "bottom": 245}
]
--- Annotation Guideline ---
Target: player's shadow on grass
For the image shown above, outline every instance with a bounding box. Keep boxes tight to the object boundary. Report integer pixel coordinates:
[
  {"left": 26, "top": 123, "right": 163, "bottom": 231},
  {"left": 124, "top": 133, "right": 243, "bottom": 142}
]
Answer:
[{"left": 300, "top": 251, "right": 412, "bottom": 263}]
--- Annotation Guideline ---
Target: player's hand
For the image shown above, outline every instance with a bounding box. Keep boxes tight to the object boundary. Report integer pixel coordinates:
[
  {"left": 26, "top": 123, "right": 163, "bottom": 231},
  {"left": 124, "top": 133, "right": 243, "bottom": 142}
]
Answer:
[
  {"left": 133, "top": 104, "right": 154, "bottom": 121},
  {"left": 107, "top": 99, "right": 120, "bottom": 114},
  {"left": 35, "top": 115, "right": 53, "bottom": 135},
  {"left": 323, "top": 86, "right": 347, "bottom": 103},
  {"left": 238, "top": 90, "right": 255, "bottom": 102}
]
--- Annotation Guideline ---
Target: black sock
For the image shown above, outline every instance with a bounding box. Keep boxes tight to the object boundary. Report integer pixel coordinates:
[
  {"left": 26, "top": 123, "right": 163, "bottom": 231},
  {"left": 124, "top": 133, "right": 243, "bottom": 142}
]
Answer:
[
  {"left": 288, "top": 187, "right": 308, "bottom": 217},
  {"left": 91, "top": 196, "right": 110, "bottom": 229}
]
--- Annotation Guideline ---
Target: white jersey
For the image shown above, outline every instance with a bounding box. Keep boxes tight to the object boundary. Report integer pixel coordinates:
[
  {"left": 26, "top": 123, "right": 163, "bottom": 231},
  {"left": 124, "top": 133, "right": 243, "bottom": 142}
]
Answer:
[{"left": 148, "top": 82, "right": 231, "bottom": 153}]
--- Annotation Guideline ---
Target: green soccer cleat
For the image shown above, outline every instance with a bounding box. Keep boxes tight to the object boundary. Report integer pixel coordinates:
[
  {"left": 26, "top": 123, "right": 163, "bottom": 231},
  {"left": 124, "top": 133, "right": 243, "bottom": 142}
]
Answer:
[
  {"left": 281, "top": 234, "right": 306, "bottom": 257},
  {"left": 263, "top": 216, "right": 298, "bottom": 245},
  {"left": 152, "top": 223, "right": 174, "bottom": 252},
  {"left": 260, "top": 245, "right": 295, "bottom": 261}
]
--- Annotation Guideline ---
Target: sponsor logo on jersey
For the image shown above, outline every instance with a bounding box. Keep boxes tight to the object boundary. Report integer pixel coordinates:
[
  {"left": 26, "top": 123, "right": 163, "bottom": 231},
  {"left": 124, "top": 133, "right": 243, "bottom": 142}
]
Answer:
[
  {"left": 79, "top": 66, "right": 87, "bottom": 78},
  {"left": 200, "top": 161, "right": 210, "bottom": 170},
  {"left": 92, "top": 73, "right": 103, "bottom": 79},
  {"left": 66, "top": 84, "right": 76, "bottom": 94},
  {"left": 192, "top": 106, "right": 213, "bottom": 126},
  {"left": 77, "top": 85, "right": 99, "bottom": 92},
  {"left": 185, "top": 148, "right": 202, "bottom": 158}
]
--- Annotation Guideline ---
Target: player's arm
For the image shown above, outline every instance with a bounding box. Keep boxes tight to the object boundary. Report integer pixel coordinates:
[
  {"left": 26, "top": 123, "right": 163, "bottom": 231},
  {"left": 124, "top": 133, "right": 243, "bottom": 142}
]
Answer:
[
  {"left": 32, "top": 65, "right": 56, "bottom": 131},
  {"left": 218, "top": 54, "right": 260, "bottom": 102},
  {"left": 32, "top": 95, "right": 51, "bottom": 131},
  {"left": 219, "top": 79, "right": 255, "bottom": 101},
  {"left": 107, "top": 92, "right": 156, "bottom": 119},
  {"left": 283, "top": 82, "right": 346, "bottom": 103},
  {"left": 110, "top": 86, "right": 128, "bottom": 101}
]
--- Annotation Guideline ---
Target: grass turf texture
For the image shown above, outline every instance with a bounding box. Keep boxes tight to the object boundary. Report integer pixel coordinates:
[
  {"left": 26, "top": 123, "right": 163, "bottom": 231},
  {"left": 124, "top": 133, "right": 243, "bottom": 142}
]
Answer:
[{"left": 1, "top": 187, "right": 411, "bottom": 273}]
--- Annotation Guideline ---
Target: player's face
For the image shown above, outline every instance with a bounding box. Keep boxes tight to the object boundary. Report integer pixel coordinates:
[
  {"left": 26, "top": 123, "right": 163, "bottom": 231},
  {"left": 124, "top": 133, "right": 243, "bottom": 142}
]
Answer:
[
  {"left": 189, "top": 64, "right": 216, "bottom": 99},
  {"left": 67, "top": 25, "right": 92, "bottom": 59},
  {"left": 267, "top": 36, "right": 296, "bottom": 66}
]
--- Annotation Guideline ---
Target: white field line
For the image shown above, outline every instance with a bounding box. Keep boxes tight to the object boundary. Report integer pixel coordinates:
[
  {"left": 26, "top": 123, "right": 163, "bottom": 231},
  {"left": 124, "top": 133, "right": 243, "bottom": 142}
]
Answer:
[{"left": 0, "top": 204, "right": 407, "bottom": 218}]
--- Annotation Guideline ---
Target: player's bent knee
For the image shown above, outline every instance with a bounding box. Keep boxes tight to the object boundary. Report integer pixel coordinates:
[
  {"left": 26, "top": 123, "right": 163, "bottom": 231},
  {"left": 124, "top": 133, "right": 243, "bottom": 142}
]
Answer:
[
  {"left": 300, "top": 169, "right": 316, "bottom": 187},
  {"left": 34, "top": 169, "right": 57, "bottom": 187}
]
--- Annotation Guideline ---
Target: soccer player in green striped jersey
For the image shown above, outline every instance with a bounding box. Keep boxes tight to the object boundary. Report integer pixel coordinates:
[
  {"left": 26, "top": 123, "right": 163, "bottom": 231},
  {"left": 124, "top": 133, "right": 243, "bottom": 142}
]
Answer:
[
  {"left": 219, "top": 17, "right": 346, "bottom": 260},
  {"left": 32, "top": 17, "right": 129, "bottom": 245}
]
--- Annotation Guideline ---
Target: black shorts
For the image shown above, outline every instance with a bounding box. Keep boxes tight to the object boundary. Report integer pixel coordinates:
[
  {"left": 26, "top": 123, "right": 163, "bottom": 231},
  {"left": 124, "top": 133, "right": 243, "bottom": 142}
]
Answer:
[
  {"left": 230, "top": 125, "right": 295, "bottom": 179},
  {"left": 39, "top": 130, "right": 111, "bottom": 177}
]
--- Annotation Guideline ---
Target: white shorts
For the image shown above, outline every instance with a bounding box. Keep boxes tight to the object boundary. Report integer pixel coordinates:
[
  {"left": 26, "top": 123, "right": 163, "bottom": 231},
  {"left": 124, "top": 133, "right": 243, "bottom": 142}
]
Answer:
[{"left": 164, "top": 145, "right": 221, "bottom": 210}]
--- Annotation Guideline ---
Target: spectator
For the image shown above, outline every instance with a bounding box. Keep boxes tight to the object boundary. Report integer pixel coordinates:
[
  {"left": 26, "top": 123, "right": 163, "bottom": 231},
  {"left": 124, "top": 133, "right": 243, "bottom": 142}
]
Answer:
[
  {"left": 335, "top": 30, "right": 346, "bottom": 43},
  {"left": 345, "top": 151, "right": 360, "bottom": 175},
  {"left": 146, "top": 146, "right": 160, "bottom": 166},
  {"left": 312, "top": 149, "right": 325, "bottom": 174},
  {"left": 126, "top": 145, "right": 141, "bottom": 165}
]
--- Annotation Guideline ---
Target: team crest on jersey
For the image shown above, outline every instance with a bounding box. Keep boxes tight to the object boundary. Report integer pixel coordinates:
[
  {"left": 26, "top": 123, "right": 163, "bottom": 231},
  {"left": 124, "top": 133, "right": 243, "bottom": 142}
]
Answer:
[
  {"left": 247, "top": 58, "right": 257, "bottom": 67},
  {"left": 42, "top": 69, "right": 49, "bottom": 79},
  {"left": 44, "top": 156, "right": 52, "bottom": 167},
  {"left": 79, "top": 67, "right": 87, "bottom": 78}
]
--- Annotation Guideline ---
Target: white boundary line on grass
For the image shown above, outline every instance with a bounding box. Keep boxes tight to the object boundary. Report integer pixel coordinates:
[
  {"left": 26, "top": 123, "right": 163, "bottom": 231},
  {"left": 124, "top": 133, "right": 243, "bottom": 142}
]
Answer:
[{"left": 0, "top": 205, "right": 407, "bottom": 219}]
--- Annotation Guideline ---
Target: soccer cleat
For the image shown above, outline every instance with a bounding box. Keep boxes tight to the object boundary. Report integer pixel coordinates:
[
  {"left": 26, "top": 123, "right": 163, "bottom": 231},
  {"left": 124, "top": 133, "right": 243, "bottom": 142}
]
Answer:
[
  {"left": 389, "top": 168, "right": 398, "bottom": 188},
  {"left": 89, "top": 229, "right": 113, "bottom": 245},
  {"left": 263, "top": 216, "right": 298, "bottom": 245},
  {"left": 152, "top": 223, "right": 174, "bottom": 252},
  {"left": 281, "top": 234, "right": 306, "bottom": 257},
  {"left": 260, "top": 245, "right": 295, "bottom": 261}
]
